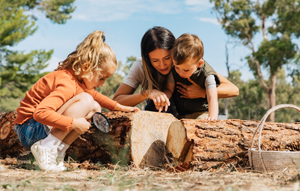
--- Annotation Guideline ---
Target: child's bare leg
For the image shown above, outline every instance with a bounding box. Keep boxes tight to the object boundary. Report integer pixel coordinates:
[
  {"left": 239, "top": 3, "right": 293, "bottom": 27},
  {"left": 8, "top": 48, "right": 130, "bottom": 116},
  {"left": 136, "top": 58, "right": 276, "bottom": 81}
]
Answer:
[
  {"left": 51, "top": 92, "right": 101, "bottom": 144},
  {"left": 62, "top": 101, "right": 101, "bottom": 145}
]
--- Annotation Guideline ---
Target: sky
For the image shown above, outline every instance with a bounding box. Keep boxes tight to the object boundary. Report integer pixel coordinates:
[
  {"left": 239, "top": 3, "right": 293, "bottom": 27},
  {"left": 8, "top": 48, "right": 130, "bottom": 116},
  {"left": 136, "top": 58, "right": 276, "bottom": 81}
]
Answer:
[{"left": 12, "top": 0, "right": 255, "bottom": 80}]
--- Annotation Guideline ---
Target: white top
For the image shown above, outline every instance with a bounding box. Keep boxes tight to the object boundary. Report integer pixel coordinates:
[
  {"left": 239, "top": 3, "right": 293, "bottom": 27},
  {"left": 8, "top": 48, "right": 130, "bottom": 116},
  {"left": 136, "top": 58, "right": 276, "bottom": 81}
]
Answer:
[
  {"left": 122, "top": 58, "right": 145, "bottom": 89},
  {"left": 205, "top": 75, "right": 217, "bottom": 89}
]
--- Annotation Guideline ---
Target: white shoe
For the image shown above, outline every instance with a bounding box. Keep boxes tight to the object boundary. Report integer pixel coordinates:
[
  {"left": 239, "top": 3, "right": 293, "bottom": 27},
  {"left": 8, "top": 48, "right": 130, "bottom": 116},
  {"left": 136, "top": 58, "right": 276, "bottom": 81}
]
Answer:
[
  {"left": 57, "top": 155, "right": 67, "bottom": 171},
  {"left": 31, "top": 140, "right": 62, "bottom": 172}
]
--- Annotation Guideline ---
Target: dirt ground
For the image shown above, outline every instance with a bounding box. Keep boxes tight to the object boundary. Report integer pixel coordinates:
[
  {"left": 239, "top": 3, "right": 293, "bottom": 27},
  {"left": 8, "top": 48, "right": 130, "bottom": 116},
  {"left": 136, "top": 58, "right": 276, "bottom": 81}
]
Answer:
[{"left": 1, "top": 157, "right": 300, "bottom": 191}]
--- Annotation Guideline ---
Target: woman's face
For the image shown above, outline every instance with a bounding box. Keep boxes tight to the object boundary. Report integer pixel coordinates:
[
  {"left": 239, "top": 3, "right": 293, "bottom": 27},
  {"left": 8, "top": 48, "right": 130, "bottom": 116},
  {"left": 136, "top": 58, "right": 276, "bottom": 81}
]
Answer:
[{"left": 148, "top": 49, "right": 173, "bottom": 75}]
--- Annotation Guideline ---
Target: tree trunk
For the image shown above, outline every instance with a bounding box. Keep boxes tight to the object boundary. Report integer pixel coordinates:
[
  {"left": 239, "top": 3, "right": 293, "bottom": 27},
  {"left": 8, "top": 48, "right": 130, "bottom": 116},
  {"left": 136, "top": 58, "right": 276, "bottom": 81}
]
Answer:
[
  {"left": 0, "top": 111, "right": 26, "bottom": 157},
  {"left": 166, "top": 119, "right": 300, "bottom": 170},
  {"left": 0, "top": 110, "right": 136, "bottom": 163},
  {"left": 0, "top": 110, "right": 176, "bottom": 167},
  {"left": 267, "top": 74, "right": 277, "bottom": 122},
  {"left": 2, "top": 111, "right": 300, "bottom": 170}
]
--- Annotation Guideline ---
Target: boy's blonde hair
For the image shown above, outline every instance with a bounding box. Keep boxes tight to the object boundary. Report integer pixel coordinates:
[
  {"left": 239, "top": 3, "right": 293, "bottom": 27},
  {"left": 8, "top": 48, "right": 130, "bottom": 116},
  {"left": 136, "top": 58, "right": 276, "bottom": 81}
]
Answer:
[
  {"left": 57, "top": 30, "right": 117, "bottom": 80},
  {"left": 171, "top": 33, "right": 204, "bottom": 65}
]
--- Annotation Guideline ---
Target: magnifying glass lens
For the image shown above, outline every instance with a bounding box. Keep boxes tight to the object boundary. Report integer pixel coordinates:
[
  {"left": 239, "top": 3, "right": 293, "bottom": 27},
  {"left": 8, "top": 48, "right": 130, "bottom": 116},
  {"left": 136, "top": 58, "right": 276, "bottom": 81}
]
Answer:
[{"left": 92, "top": 113, "right": 110, "bottom": 133}]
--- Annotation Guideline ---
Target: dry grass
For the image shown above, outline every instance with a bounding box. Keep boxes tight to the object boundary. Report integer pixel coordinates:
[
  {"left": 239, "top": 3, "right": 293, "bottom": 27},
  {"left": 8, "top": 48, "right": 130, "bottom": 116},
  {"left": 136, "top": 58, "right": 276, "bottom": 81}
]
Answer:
[{"left": 1, "top": 156, "right": 300, "bottom": 191}]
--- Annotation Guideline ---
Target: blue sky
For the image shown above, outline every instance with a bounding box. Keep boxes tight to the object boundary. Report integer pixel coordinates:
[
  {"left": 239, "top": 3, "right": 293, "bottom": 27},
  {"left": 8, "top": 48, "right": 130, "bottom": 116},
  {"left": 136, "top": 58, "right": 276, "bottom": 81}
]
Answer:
[{"left": 13, "top": 0, "right": 254, "bottom": 80}]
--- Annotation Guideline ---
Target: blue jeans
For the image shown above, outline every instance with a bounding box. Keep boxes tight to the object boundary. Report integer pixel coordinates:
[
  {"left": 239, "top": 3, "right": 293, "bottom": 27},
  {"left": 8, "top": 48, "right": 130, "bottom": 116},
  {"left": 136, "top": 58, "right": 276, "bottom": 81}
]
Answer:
[{"left": 14, "top": 118, "right": 50, "bottom": 150}]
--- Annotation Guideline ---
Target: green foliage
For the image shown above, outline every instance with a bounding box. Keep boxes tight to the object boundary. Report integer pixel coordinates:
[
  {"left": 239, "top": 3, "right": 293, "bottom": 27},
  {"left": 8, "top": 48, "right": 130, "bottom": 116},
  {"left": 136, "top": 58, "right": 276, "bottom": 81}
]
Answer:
[
  {"left": 219, "top": 70, "right": 268, "bottom": 120},
  {"left": 211, "top": 0, "right": 300, "bottom": 121},
  {"left": 255, "top": 37, "right": 297, "bottom": 75},
  {"left": 219, "top": 69, "right": 300, "bottom": 122},
  {"left": 0, "top": 0, "right": 75, "bottom": 112}
]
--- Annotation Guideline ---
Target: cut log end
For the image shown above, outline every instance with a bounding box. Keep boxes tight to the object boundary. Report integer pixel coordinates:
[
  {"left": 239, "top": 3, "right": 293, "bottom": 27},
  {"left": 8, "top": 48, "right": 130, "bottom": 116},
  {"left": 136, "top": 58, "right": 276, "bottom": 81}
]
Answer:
[
  {"left": 166, "top": 120, "right": 191, "bottom": 161},
  {"left": 130, "top": 111, "right": 177, "bottom": 168},
  {"left": 1, "top": 121, "right": 11, "bottom": 140}
]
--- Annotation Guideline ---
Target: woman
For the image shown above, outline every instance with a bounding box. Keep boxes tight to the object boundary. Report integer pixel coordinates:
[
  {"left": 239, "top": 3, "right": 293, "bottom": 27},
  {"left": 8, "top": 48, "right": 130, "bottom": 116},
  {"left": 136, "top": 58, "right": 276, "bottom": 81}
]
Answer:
[{"left": 113, "top": 26, "right": 239, "bottom": 116}]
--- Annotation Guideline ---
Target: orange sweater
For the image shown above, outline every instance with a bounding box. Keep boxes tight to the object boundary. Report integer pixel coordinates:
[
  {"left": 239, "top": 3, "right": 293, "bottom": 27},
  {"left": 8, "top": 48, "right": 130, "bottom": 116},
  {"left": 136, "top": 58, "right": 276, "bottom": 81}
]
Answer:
[{"left": 13, "top": 68, "right": 117, "bottom": 132}]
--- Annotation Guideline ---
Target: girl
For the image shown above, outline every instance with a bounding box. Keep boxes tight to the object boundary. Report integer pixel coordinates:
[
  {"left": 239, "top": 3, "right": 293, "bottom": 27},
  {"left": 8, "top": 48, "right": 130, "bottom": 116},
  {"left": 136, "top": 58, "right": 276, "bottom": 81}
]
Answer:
[
  {"left": 113, "top": 26, "right": 239, "bottom": 114},
  {"left": 13, "top": 30, "right": 139, "bottom": 171}
]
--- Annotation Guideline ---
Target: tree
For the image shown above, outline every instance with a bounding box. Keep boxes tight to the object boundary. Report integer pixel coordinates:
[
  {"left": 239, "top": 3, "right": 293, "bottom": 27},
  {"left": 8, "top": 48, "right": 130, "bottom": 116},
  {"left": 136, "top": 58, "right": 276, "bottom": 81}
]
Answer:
[
  {"left": 210, "top": 0, "right": 300, "bottom": 121},
  {"left": 219, "top": 70, "right": 268, "bottom": 120},
  {"left": 0, "top": 0, "right": 75, "bottom": 112},
  {"left": 219, "top": 68, "right": 300, "bottom": 122}
]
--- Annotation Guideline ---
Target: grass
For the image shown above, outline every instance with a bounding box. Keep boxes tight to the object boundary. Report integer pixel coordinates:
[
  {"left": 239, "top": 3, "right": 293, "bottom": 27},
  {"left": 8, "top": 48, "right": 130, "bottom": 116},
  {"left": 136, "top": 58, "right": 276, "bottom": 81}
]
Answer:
[{"left": 1, "top": 157, "right": 300, "bottom": 191}]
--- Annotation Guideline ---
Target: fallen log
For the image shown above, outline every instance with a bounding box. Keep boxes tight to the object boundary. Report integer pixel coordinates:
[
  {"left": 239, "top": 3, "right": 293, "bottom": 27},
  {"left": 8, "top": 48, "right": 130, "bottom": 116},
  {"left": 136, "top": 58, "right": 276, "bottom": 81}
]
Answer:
[
  {"left": 0, "top": 110, "right": 176, "bottom": 167},
  {"left": 166, "top": 119, "right": 300, "bottom": 170},
  {"left": 2, "top": 110, "right": 300, "bottom": 170}
]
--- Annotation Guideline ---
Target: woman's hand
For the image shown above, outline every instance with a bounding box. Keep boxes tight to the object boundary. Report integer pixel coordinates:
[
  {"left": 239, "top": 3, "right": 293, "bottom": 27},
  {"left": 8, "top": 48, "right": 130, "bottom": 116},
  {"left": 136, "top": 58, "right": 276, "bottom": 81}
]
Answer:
[
  {"left": 114, "top": 103, "right": 140, "bottom": 112},
  {"left": 155, "top": 104, "right": 167, "bottom": 113},
  {"left": 176, "top": 78, "right": 206, "bottom": 99},
  {"left": 148, "top": 89, "right": 170, "bottom": 112}
]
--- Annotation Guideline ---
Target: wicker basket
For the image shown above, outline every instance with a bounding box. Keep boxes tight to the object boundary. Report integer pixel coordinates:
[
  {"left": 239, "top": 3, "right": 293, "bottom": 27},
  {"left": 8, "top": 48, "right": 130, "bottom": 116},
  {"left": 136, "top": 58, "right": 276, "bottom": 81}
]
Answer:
[{"left": 248, "top": 104, "right": 300, "bottom": 172}]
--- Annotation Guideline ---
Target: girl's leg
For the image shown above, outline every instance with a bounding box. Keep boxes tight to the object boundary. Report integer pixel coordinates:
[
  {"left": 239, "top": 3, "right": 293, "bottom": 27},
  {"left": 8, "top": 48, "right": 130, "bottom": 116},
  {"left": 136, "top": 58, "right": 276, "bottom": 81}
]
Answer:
[
  {"left": 32, "top": 93, "right": 101, "bottom": 171},
  {"left": 51, "top": 92, "right": 101, "bottom": 142},
  {"left": 52, "top": 92, "right": 101, "bottom": 169}
]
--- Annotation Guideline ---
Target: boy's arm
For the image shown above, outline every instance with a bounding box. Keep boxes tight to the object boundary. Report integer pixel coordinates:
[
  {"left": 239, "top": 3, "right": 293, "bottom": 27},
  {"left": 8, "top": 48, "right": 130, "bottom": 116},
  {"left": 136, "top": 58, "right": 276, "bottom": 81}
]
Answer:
[{"left": 206, "top": 87, "right": 218, "bottom": 120}]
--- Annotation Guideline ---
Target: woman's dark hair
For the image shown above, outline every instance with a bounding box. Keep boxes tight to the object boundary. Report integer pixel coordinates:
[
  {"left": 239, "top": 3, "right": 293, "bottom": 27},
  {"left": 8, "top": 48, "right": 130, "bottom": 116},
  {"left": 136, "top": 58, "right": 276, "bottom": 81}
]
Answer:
[{"left": 140, "top": 26, "right": 176, "bottom": 93}]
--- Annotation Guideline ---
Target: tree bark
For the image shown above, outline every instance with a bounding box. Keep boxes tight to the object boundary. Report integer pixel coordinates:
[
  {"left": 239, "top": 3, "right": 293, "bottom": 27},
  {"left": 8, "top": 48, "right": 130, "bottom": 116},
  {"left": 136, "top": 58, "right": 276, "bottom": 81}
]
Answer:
[
  {"left": 0, "top": 111, "right": 135, "bottom": 164},
  {"left": 2, "top": 111, "right": 300, "bottom": 170},
  {"left": 0, "top": 110, "right": 177, "bottom": 167},
  {"left": 267, "top": 74, "right": 277, "bottom": 122},
  {"left": 166, "top": 119, "right": 300, "bottom": 170}
]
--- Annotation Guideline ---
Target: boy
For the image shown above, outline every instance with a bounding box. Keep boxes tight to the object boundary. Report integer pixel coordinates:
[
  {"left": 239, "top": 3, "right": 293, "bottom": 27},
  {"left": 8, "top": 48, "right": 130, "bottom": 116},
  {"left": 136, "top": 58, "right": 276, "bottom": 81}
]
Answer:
[{"left": 166, "top": 33, "right": 220, "bottom": 120}]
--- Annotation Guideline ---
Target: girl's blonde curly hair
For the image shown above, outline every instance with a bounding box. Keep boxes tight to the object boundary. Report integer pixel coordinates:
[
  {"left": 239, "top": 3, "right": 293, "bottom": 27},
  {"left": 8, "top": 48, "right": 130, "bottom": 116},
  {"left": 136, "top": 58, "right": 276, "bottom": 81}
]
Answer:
[{"left": 57, "top": 30, "right": 117, "bottom": 80}]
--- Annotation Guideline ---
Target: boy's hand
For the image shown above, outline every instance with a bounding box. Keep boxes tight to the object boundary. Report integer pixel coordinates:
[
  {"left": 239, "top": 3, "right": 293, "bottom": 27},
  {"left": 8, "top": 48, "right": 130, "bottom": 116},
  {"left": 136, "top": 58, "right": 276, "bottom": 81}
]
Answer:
[
  {"left": 205, "top": 116, "right": 217, "bottom": 121},
  {"left": 177, "top": 78, "right": 206, "bottom": 99},
  {"left": 114, "top": 103, "right": 140, "bottom": 112},
  {"left": 72, "top": 118, "right": 91, "bottom": 134}
]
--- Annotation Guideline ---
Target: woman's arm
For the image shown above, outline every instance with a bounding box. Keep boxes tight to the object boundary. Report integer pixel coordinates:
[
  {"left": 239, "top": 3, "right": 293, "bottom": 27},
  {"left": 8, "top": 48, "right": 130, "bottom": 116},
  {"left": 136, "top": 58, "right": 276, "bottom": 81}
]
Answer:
[
  {"left": 216, "top": 72, "right": 239, "bottom": 98},
  {"left": 176, "top": 73, "right": 239, "bottom": 99},
  {"left": 113, "top": 83, "right": 149, "bottom": 107}
]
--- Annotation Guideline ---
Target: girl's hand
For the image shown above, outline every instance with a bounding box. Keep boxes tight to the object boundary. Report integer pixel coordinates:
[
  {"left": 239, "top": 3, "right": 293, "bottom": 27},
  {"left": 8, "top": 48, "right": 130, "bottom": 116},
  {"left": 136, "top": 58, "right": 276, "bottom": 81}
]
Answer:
[
  {"left": 177, "top": 78, "right": 206, "bottom": 99},
  {"left": 72, "top": 118, "right": 91, "bottom": 134},
  {"left": 149, "top": 89, "right": 170, "bottom": 112},
  {"left": 114, "top": 103, "right": 140, "bottom": 112}
]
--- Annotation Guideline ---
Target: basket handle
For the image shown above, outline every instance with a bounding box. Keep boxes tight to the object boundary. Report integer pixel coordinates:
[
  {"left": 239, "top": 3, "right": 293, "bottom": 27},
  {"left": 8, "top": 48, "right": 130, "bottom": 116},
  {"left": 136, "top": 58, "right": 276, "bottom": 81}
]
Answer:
[
  {"left": 250, "top": 104, "right": 300, "bottom": 151},
  {"left": 249, "top": 104, "right": 300, "bottom": 172}
]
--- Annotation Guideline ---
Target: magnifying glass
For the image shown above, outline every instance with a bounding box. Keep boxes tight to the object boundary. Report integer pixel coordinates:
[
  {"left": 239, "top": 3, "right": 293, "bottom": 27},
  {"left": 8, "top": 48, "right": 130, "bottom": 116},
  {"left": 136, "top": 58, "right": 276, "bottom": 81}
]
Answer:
[{"left": 90, "top": 112, "right": 111, "bottom": 133}]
